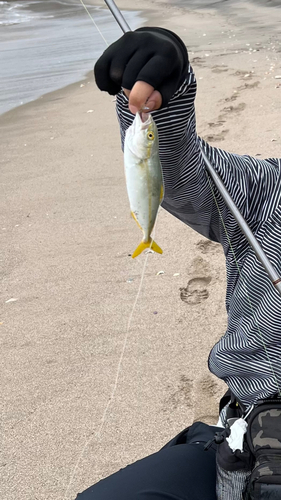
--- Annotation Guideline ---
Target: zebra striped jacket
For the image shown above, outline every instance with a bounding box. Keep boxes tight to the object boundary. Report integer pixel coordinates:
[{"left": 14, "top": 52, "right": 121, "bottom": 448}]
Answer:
[{"left": 116, "top": 64, "right": 281, "bottom": 408}]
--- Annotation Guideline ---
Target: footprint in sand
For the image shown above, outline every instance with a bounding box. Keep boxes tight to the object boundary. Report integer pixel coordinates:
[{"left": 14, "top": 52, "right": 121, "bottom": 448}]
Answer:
[
  {"left": 222, "top": 102, "right": 246, "bottom": 114},
  {"left": 208, "top": 120, "right": 226, "bottom": 128},
  {"left": 192, "top": 375, "right": 226, "bottom": 424},
  {"left": 191, "top": 56, "right": 206, "bottom": 66},
  {"left": 164, "top": 375, "right": 193, "bottom": 412},
  {"left": 203, "top": 130, "right": 229, "bottom": 142},
  {"left": 237, "top": 81, "right": 260, "bottom": 91},
  {"left": 180, "top": 276, "right": 212, "bottom": 305},
  {"left": 233, "top": 70, "right": 253, "bottom": 79},
  {"left": 190, "top": 256, "right": 210, "bottom": 276},
  {"left": 212, "top": 65, "right": 229, "bottom": 74},
  {"left": 223, "top": 94, "right": 239, "bottom": 103},
  {"left": 196, "top": 239, "right": 221, "bottom": 255}
]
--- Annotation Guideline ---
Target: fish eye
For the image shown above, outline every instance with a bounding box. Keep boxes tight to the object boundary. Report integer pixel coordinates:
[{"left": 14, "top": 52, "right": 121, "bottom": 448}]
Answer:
[{"left": 147, "top": 131, "right": 154, "bottom": 141}]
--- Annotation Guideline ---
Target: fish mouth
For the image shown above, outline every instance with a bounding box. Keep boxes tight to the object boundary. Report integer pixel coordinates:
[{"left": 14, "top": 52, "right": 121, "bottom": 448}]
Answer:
[
  {"left": 135, "top": 111, "right": 152, "bottom": 130},
  {"left": 140, "top": 112, "right": 150, "bottom": 123},
  {"left": 125, "top": 111, "right": 157, "bottom": 159}
]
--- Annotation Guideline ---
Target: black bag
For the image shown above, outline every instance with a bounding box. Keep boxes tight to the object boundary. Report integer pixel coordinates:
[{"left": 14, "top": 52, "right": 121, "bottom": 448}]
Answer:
[
  {"left": 243, "top": 398, "right": 281, "bottom": 499},
  {"left": 216, "top": 392, "right": 281, "bottom": 500}
]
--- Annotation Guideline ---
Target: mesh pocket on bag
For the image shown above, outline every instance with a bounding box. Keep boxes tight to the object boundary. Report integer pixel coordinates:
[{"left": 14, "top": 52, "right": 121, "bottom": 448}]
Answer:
[{"left": 216, "top": 459, "right": 251, "bottom": 500}]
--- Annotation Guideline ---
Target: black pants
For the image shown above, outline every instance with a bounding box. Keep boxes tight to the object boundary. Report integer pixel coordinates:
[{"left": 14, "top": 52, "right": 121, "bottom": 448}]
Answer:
[{"left": 75, "top": 422, "right": 221, "bottom": 500}]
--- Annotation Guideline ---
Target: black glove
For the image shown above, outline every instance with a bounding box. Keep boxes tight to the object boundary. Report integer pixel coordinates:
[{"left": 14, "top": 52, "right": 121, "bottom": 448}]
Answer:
[{"left": 94, "top": 27, "right": 189, "bottom": 108}]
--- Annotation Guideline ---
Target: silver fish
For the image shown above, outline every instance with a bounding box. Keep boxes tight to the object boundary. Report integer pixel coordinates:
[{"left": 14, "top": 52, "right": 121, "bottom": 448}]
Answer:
[{"left": 124, "top": 112, "right": 164, "bottom": 258}]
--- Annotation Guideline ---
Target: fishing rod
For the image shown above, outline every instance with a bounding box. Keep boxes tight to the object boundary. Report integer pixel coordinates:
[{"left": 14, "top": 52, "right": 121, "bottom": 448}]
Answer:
[
  {"left": 103, "top": 0, "right": 281, "bottom": 296},
  {"left": 104, "top": 0, "right": 130, "bottom": 32}
]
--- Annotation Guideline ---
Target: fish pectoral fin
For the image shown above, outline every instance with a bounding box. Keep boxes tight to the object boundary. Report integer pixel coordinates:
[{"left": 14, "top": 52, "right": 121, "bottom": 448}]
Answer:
[
  {"left": 160, "top": 184, "right": 164, "bottom": 202},
  {"left": 132, "top": 239, "right": 163, "bottom": 259}
]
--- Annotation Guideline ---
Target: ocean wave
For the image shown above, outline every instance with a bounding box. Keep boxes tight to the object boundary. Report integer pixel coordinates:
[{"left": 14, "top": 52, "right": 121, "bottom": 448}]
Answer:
[
  {"left": 0, "top": 1, "right": 56, "bottom": 26},
  {"left": 0, "top": 0, "right": 127, "bottom": 26}
]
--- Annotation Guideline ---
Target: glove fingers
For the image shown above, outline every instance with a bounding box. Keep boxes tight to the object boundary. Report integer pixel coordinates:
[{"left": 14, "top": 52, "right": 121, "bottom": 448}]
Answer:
[
  {"left": 136, "top": 52, "right": 179, "bottom": 89},
  {"left": 94, "top": 46, "right": 121, "bottom": 95},
  {"left": 157, "top": 68, "right": 183, "bottom": 108},
  {"left": 121, "top": 49, "right": 155, "bottom": 91},
  {"left": 94, "top": 28, "right": 189, "bottom": 106},
  {"left": 135, "top": 53, "right": 182, "bottom": 107},
  {"left": 94, "top": 34, "right": 137, "bottom": 94}
]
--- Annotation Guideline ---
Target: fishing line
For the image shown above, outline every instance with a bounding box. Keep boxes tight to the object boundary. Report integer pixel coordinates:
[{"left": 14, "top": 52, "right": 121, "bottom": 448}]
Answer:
[
  {"left": 78, "top": 0, "right": 109, "bottom": 46},
  {"left": 206, "top": 171, "right": 281, "bottom": 399},
  {"left": 63, "top": 218, "right": 159, "bottom": 499},
  {"left": 63, "top": 6, "right": 161, "bottom": 498}
]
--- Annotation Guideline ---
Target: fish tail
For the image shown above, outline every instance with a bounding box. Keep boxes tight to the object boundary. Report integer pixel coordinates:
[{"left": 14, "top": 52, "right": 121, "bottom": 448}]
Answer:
[{"left": 132, "top": 238, "right": 163, "bottom": 259}]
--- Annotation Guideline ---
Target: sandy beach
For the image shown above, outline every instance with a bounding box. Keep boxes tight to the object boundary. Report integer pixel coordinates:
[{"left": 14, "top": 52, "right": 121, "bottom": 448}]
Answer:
[{"left": 1, "top": 0, "right": 281, "bottom": 499}]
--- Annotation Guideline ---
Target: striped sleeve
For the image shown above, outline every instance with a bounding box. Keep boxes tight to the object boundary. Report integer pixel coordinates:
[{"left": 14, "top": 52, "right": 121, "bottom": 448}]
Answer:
[
  {"left": 116, "top": 61, "right": 281, "bottom": 408},
  {"left": 116, "top": 64, "right": 281, "bottom": 249}
]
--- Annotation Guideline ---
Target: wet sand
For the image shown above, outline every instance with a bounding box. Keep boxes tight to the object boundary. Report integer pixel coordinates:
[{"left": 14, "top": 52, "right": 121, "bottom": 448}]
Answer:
[{"left": 1, "top": 1, "right": 281, "bottom": 499}]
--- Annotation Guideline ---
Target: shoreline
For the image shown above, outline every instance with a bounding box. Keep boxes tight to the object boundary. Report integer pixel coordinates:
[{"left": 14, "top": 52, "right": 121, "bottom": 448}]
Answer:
[
  {"left": 4, "top": 0, "right": 281, "bottom": 138},
  {"left": 1, "top": 1, "right": 281, "bottom": 500},
  {"left": 0, "top": 0, "right": 145, "bottom": 116},
  {"left": 0, "top": 71, "right": 93, "bottom": 122}
]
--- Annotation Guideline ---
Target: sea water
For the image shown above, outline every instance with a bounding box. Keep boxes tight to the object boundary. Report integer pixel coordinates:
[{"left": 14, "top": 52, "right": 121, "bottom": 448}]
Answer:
[{"left": 0, "top": 0, "right": 144, "bottom": 114}]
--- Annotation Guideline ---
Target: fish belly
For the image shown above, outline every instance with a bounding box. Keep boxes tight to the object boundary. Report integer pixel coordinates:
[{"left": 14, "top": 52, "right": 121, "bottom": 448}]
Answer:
[{"left": 125, "top": 154, "right": 163, "bottom": 242}]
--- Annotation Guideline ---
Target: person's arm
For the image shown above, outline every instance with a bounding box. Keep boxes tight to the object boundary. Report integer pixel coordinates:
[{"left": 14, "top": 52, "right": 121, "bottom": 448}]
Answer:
[
  {"left": 95, "top": 28, "right": 281, "bottom": 249},
  {"left": 95, "top": 28, "right": 224, "bottom": 242},
  {"left": 115, "top": 65, "right": 281, "bottom": 248}
]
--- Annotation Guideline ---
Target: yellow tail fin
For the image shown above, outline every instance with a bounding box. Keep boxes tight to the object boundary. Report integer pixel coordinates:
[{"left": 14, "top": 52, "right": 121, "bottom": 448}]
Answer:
[{"left": 132, "top": 239, "right": 163, "bottom": 259}]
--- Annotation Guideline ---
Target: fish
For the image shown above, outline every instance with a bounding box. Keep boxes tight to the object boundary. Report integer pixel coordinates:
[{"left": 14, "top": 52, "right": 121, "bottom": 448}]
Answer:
[{"left": 124, "top": 112, "right": 164, "bottom": 259}]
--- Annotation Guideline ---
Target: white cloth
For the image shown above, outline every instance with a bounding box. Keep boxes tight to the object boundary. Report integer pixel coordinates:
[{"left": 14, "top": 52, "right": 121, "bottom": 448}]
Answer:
[{"left": 226, "top": 418, "right": 248, "bottom": 452}]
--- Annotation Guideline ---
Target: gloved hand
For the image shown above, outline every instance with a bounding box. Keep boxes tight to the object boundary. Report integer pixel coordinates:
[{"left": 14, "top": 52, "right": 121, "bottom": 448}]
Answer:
[{"left": 94, "top": 27, "right": 189, "bottom": 113}]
